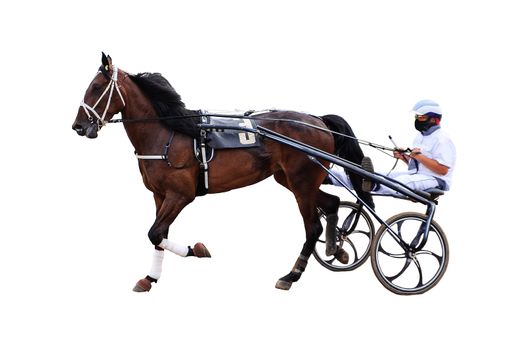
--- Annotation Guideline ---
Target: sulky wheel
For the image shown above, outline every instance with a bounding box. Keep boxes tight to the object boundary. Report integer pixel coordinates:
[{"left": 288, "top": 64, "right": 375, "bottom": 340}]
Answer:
[
  {"left": 314, "top": 201, "right": 375, "bottom": 271},
  {"left": 370, "top": 212, "right": 449, "bottom": 295}
]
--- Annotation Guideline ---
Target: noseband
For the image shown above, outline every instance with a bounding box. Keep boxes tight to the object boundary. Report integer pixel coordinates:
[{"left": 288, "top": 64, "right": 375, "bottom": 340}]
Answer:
[{"left": 80, "top": 66, "right": 126, "bottom": 130}]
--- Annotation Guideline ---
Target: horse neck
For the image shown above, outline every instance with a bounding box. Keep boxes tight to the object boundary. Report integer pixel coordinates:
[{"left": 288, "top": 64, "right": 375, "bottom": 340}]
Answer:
[{"left": 119, "top": 80, "right": 173, "bottom": 155}]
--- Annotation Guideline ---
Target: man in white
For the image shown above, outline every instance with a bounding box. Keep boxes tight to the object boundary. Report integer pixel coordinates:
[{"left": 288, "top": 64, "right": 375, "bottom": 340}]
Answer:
[{"left": 330, "top": 100, "right": 456, "bottom": 196}]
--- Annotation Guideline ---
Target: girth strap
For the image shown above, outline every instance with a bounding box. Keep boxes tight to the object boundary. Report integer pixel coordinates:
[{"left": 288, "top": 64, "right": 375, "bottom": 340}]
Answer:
[
  {"left": 135, "top": 131, "right": 175, "bottom": 167},
  {"left": 134, "top": 127, "right": 211, "bottom": 197}
]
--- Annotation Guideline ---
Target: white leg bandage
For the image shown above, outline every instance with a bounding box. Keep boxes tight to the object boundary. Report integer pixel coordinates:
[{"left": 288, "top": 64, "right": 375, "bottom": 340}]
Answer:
[
  {"left": 158, "top": 238, "right": 189, "bottom": 257},
  {"left": 148, "top": 249, "right": 165, "bottom": 280}
]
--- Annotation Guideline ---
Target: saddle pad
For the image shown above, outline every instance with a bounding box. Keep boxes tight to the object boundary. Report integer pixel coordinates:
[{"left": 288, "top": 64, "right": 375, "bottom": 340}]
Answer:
[{"left": 206, "top": 116, "right": 260, "bottom": 149}]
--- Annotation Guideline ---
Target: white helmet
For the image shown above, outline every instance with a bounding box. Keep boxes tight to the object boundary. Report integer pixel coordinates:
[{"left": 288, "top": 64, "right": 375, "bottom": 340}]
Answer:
[{"left": 412, "top": 100, "right": 442, "bottom": 116}]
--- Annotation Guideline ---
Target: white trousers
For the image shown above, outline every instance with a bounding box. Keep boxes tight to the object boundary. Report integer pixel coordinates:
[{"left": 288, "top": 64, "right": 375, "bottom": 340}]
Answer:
[{"left": 329, "top": 166, "right": 439, "bottom": 196}]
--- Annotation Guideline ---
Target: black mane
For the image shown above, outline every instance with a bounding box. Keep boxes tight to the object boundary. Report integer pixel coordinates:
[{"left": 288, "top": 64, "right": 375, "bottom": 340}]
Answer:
[{"left": 128, "top": 73, "right": 200, "bottom": 137}]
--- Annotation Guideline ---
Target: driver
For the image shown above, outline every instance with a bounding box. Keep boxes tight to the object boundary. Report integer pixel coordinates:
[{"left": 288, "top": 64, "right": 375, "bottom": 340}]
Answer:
[{"left": 329, "top": 100, "right": 456, "bottom": 196}]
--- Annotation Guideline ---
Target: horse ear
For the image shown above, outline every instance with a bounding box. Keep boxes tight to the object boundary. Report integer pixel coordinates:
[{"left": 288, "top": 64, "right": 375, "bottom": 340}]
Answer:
[{"left": 101, "top": 52, "right": 110, "bottom": 71}]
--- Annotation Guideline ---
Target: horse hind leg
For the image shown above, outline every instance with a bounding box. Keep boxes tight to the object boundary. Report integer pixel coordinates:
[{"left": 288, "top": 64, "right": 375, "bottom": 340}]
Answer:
[
  {"left": 275, "top": 218, "right": 323, "bottom": 290},
  {"left": 317, "top": 190, "right": 349, "bottom": 264},
  {"left": 318, "top": 190, "right": 340, "bottom": 256},
  {"left": 274, "top": 171, "right": 325, "bottom": 290}
]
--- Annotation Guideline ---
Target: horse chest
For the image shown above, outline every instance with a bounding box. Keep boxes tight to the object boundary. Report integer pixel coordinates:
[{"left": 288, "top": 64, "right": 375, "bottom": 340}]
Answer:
[
  {"left": 136, "top": 159, "right": 170, "bottom": 192},
  {"left": 137, "top": 159, "right": 197, "bottom": 195}
]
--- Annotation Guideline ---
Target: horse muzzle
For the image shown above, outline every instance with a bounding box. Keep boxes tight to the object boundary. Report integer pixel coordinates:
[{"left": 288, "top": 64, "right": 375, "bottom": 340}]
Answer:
[{"left": 72, "top": 122, "right": 99, "bottom": 138}]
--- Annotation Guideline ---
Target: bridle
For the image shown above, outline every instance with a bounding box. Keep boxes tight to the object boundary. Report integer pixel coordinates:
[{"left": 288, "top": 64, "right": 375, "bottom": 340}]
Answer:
[{"left": 80, "top": 66, "right": 126, "bottom": 130}]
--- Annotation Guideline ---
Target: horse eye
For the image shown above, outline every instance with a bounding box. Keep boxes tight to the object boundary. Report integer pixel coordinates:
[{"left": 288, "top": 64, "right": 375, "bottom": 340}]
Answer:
[{"left": 92, "top": 84, "right": 102, "bottom": 92}]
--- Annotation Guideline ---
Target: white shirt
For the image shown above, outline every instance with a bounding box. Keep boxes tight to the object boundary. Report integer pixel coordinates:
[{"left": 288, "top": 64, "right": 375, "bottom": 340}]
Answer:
[{"left": 410, "top": 127, "right": 456, "bottom": 190}]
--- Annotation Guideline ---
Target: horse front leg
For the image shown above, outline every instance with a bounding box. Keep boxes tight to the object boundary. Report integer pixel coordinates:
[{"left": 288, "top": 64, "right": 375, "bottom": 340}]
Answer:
[{"left": 133, "top": 193, "right": 211, "bottom": 293}]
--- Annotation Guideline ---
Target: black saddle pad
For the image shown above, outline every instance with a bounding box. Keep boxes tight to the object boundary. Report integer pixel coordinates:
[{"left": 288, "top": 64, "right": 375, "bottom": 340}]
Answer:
[{"left": 205, "top": 116, "right": 260, "bottom": 149}]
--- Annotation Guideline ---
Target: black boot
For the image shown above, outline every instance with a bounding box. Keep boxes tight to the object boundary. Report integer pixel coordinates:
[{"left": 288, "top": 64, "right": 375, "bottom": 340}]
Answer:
[
  {"left": 325, "top": 213, "right": 338, "bottom": 256},
  {"left": 361, "top": 156, "right": 376, "bottom": 192}
]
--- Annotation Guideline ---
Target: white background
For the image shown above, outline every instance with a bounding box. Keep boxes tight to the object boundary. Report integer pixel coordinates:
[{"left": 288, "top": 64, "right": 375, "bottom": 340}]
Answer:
[{"left": 1, "top": 0, "right": 523, "bottom": 349}]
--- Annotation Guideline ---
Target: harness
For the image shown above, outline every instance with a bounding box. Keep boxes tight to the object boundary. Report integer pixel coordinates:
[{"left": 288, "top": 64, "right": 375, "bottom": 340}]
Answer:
[
  {"left": 133, "top": 125, "right": 211, "bottom": 196},
  {"left": 134, "top": 131, "right": 176, "bottom": 166},
  {"left": 195, "top": 116, "right": 213, "bottom": 196},
  {"left": 82, "top": 67, "right": 416, "bottom": 195},
  {"left": 135, "top": 113, "right": 261, "bottom": 196}
]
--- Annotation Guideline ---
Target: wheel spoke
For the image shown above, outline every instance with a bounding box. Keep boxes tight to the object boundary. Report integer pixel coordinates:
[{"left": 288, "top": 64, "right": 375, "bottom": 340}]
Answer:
[
  {"left": 342, "top": 235, "right": 358, "bottom": 263},
  {"left": 384, "top": 222, "right": 409, "bottom": 251},
  {"left": 385, "top": 258, "right": 412, "bottom": 282},
  {"left": 412, "top": 256, "right": 424, "bottom": 287},
  {"left": 377, "top": 230, "right": 408, "bottom": 256},
  {"left": 396, "top": 221, "right": 404, "bottom": 241},
  {"left": 323, "top": 256, "right": 337, "bottom": 265},
  {"left": 409, "top": 223, "right": 426, "bottom": 249},
  {"left": 377, "top": 241, "right": 406, "bottom": 258},
  {"left": 352, "top": 229, "right": 372, "bottom": 238},
  {"left": 414, "top": 249, "right": 443, "bottom": 263},
  {"left": 341, "top": 212, "right": 356, "bottom": 233},
  {"left": 380, "top": 251, "right": 406, "bottom": 259}
]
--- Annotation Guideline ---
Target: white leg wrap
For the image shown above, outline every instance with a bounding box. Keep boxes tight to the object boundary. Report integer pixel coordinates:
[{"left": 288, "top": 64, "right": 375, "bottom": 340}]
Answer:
[
  {"left": 148, "top": 249, "right": 165, "bottom": 280},
  {"left": 158, "top": 238, "right": 189, "bottom": 257}
]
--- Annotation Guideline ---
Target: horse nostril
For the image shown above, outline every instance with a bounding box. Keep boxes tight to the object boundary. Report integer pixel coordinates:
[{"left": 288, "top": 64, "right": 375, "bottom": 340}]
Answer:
[{"left": 73, "top": 124, "right": 86, "bottom": 136}]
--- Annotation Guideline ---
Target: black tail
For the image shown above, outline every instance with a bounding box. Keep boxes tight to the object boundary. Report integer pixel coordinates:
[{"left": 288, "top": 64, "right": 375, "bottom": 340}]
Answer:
[{"left": 321, "top": 114, "right": 375, "bottom": 209}]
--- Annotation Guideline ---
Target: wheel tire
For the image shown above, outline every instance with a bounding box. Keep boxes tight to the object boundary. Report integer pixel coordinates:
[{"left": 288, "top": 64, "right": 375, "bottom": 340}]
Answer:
[{"left": 370, "top": 212, "right": 449, "bottom": 295}]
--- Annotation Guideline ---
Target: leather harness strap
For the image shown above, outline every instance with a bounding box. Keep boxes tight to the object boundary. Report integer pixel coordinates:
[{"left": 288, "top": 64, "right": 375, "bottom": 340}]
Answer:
[{"left": 196, "top": 116, "right": 210, "bottom": 196}]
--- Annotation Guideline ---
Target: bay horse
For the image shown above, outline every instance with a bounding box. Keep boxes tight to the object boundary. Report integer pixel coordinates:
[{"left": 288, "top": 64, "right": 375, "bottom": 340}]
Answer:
[{"left": 72, "top": 53, "right": 373, "bottom": 292}]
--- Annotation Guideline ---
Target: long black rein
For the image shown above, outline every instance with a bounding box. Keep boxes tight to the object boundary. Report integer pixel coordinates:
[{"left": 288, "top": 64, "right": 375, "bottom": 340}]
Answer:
[{"left": 108, "top": 112, "right": 404, "bottom": 158}]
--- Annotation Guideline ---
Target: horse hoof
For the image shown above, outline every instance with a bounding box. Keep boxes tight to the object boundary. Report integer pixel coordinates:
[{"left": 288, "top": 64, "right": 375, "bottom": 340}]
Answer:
[
  {"left": 325, "top": 246, "right": 337, "bottom": 257},
  {"left": 133, "top": 278, "right": 152, "bottom": 292},
  {"left": 335, "top": 247, "right": 349, "bottom": 265},
  {"left": 193, "top": 242, "right": 211, "bottom": 258},
  {"left": 275, "top": 279, "right": 292, "bottom": 290}
]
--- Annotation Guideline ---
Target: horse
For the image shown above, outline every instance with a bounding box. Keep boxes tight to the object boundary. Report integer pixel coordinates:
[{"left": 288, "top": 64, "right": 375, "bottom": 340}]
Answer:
[{"left": 72, "top": 53, "right": 373, "bottom": 292}]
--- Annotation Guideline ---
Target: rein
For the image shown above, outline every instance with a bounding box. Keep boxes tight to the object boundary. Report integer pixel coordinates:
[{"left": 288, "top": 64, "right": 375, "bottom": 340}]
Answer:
[
  {"left": 108, "top": 113, "right": 407, "bottom": 158},
  {"left": 89, "top": 69, "right": 407, "bottom": 167}
]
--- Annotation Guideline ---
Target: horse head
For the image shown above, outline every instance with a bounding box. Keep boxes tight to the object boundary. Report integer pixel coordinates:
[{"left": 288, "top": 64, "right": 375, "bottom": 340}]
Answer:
[{"left": 72, "top": 52, "right": 126, "bottom": 138}]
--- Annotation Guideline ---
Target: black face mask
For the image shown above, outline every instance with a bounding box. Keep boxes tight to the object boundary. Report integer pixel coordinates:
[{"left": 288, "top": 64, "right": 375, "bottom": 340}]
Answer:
[{"left": 414, "top": 119, "right": 434, "bottom": 132}]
